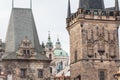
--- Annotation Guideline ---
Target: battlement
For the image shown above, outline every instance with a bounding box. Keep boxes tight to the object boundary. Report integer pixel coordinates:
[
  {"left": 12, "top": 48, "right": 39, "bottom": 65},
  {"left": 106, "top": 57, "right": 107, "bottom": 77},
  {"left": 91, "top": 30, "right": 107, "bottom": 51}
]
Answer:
[{"left": 66, "top": 8, "right": 120, "bottom": 27}]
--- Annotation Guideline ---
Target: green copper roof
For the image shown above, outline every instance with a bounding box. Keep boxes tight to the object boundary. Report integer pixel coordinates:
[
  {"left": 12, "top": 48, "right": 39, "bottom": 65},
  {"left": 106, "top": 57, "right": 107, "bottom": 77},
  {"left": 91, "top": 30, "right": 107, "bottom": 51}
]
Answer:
[{"left": 54, "top": 49, "right": 68, "bottom": 57}]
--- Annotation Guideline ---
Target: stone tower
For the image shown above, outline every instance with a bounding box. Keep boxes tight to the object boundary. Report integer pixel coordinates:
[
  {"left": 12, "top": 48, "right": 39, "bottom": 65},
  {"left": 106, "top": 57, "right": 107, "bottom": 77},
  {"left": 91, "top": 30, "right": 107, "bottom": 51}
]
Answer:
[
  {"left": 2, "top": 7, "right": 51, "bottom": 80},
  {"left": 66, "top": 0, "right": 120, "bottom": 80}
]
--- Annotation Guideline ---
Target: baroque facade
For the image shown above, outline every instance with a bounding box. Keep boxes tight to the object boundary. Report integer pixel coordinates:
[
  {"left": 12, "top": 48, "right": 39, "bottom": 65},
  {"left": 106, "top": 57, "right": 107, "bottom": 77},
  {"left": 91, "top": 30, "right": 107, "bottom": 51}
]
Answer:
[
  {"left": 1, "top": 8, "right": 51, "bottom": 80},
  {"left": 42, "top": 33, "right": 69, "bottom": 78},
  {"left": 66, "top": 0, "right": 120, "bottom": 80}
]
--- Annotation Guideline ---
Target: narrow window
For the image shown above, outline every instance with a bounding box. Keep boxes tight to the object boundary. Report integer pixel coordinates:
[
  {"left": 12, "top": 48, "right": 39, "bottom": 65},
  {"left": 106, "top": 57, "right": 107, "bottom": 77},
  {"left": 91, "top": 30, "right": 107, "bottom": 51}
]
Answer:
[
  {"left": 50, "top": 67, "right": 52, "bottom": 73},
  {"left": 49, "top": 54, "right": 52, "bottom": 59},
  {"left": 60, "top": 61, "right": 63, "bottom": 70},
  {"left": 95, "top": 53, "right": 97, "bottom": 58},
  {"left": 99, "top": 70, "right": 105, "bottom": 80},
  {"left": 0, "top": 69, "right": 1, "bottom": 74},
  {"left": 23, "top": 50, "right": 26, "bottom": 54},
  {"left": 20, "top": 69, "right": 26, "bottom": 78},
  {"left": 75, "top": 50, "right": 77, "bottom": 62},
  {"left": 27, "top": 50, "right": 30, "bottom": 56},
  {"left": 38, "top": 69, "right": 43, "bottom": 78}
]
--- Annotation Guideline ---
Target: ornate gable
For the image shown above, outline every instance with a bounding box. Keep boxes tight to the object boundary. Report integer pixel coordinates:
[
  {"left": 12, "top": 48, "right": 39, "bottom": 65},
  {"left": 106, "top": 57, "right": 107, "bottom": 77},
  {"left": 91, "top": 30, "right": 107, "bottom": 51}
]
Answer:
[{"left": 17, "top": 36, "right": 36, "bottom": 58}]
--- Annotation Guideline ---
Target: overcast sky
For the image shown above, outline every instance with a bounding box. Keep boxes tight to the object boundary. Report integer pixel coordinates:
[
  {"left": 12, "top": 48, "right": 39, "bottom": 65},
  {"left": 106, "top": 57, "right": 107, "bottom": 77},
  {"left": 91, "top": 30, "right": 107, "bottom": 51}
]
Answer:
[{"left": 0, "top": 0, "right": 119, "bottom": 54}]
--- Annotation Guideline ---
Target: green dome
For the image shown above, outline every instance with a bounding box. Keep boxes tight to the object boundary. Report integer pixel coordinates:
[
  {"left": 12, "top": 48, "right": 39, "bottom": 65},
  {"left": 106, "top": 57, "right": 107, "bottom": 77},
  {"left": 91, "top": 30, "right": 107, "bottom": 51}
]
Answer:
[{"left": 54, "top": 49, "right": 68, "bottom": 56}]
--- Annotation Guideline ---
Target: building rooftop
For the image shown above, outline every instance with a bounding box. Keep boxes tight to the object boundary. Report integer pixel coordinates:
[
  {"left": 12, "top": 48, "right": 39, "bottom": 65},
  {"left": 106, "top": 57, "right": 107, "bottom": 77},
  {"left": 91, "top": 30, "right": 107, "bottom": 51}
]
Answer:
[{"left": 5, "top": 8, "right": 42, "bottom": 53}]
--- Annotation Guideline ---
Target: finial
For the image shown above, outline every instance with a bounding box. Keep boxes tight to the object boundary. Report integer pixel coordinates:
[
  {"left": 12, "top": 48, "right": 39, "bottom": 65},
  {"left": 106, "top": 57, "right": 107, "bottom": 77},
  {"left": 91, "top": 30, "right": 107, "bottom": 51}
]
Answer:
[
  {"left": 30, "top": 0, "right": 32, "bottom": 9},
  {"left": 48, "top": 31, "right": 51, "bottom": 41},
  {"left": 67, "top": 0, "right": 71, "bottom": 18},
  {"left": 12, "top": 0, "right": 14, "bottom": 8},
  {"left": 115, "top": 0, "right": 119, "bottom": 11},
  {"left": 57, "top": 35, "right": 59, "bottom": 42}
]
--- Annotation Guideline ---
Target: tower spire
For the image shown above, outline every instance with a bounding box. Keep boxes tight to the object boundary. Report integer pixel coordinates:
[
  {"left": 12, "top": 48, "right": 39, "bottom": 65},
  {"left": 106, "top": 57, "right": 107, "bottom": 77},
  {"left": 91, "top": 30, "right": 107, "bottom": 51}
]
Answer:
[
  {"left": 67, "top": 0, "right": 71, "bottom": 18},
  {"left": 48, "top": 31, "right": 51, "bottom": 42},
  {"left": 57, "top": 35, "right": 59, "bottom": 42},
  {"left": 115, "top": 0, "right": 119, "bottom": 10},
  {"left": 30, "top": 0, "right": 32, "bottom": 9},
  {"left": 79, "top": 0, "right": 82, "bottom": 8},
  {"left": 12, "top": 0, "right": 14, "bottom": 8}
]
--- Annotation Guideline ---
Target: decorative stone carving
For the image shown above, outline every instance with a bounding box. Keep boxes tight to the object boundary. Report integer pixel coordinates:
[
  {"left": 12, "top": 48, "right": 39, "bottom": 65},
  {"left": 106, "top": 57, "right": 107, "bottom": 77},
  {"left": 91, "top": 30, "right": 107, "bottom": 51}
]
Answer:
[
  {"left": 17, "top": 36, "right": 36, "bottom": 58},
  {"left": 109, "top": 40, "right": 116, "bottom": 58}
]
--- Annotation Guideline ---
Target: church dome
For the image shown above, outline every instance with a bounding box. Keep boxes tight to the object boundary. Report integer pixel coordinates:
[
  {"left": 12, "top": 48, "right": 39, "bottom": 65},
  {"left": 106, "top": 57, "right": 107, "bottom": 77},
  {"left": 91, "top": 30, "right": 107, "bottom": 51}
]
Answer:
[{"left": 54, "top": 49, "right": 68, "bottom": 57}]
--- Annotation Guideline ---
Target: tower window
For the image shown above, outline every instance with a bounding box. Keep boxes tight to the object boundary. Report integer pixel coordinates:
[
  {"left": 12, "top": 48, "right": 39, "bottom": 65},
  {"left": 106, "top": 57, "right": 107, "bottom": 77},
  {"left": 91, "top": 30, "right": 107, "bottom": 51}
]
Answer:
[
  {"left": 23, "top": 50, "right": 26, "bottom": 54},
  {"left": 60, "top": 52, "right": 62, "bottom": 55},
  {"left": 75, "top": 50, "right": 77, "bottom": 62},
  {"left": 20, "top": 69, "right": 26, "bottom": 78},
  {"left": 38, "top": 69, "right": 43, "bottom": 78},
  {"left": 99, "top": 70, "right": 106, "bottom": 80},
  {"left": 95, "top": 53, "right": 97, "bottom": 58},
  {"left": 27, "top": 50, "right": 30, "bottom": 55},
  {"left": 50, "top": 67, "right": 52, "bottom": 73}
]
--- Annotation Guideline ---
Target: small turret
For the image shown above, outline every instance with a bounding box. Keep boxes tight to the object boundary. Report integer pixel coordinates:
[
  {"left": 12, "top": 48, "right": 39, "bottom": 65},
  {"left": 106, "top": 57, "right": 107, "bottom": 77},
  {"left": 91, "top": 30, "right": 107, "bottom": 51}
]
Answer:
[
  {"left": 46, "top": 31, "right": 53, "bottom": 50},
  {"left": 42, "top": 42, "right": 45, "bottom": 49},
  {"left": 55, "top": 36, "right": 61, "bottom": 49},
  {"left": 67, "top": 0, "right": 71, "bottom": 18}
]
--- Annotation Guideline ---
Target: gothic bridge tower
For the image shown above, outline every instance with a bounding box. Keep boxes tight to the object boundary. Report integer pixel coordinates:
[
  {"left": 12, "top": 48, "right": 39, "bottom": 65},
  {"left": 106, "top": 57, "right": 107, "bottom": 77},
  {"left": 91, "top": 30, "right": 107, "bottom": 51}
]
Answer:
[{"left": 66, "top": 0, "right": 120, "bottom": 80}]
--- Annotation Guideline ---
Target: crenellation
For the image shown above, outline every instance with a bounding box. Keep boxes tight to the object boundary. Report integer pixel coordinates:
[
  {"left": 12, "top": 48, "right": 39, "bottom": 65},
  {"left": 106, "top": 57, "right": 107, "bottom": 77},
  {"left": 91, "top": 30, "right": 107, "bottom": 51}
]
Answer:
[{"left": 67, "top": 9, "right": 120, "bottom": 28}]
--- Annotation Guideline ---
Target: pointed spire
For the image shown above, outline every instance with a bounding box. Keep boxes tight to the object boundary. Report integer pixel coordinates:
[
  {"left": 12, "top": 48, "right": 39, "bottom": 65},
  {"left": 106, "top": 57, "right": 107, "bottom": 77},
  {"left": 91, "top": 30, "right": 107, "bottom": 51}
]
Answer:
[
  {"left": 12, "top": 0, "right": 14, "bottom": 8},
  {"left": 79, "top": 0, "right": 82, "bottom": 8},
  {"left": 57, "top": 35, "right": 59, "bottom": 42},
  {"left": 48, "top": 31, "right": 51, "bottom": 42},
  {"left": 115, "top": 0, "right": 119, "bottom": 10},
  {"left": 30, "top": 0, "right": 32, "bottom": 9},
  {"left": 67, "top": 0, "right": 71, "bottom": 18}
]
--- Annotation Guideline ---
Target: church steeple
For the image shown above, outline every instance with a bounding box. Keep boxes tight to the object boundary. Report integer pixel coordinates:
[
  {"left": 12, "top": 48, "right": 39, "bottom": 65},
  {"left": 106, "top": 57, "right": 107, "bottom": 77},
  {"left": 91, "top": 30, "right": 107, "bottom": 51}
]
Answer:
[
  {"left": 67, "top": 0, "right": 71, "bottom": 18},
  {"left": 115, "top": 0, "right": 119, "bottom": 10}
]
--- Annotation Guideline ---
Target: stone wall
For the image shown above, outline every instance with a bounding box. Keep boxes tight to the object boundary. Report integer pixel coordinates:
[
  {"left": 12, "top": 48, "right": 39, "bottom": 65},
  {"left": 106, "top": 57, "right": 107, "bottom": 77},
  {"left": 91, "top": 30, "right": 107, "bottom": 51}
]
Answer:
[{"left": 2, "top": 60, "right": 50, "bottom": 80}]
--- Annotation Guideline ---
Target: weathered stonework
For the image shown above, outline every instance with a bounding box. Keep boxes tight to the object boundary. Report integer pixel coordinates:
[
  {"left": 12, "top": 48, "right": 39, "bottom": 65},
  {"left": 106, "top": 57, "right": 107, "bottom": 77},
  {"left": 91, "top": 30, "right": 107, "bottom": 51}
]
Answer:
[
  {"left": 2, "top": 60, "right": 50, "bottom": 80},
  {"left": 66, "top": 6, "right": 120, "bottom": 80},
  {"left": 2, "top": 37, "right": 51, "bottom": 80}
]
